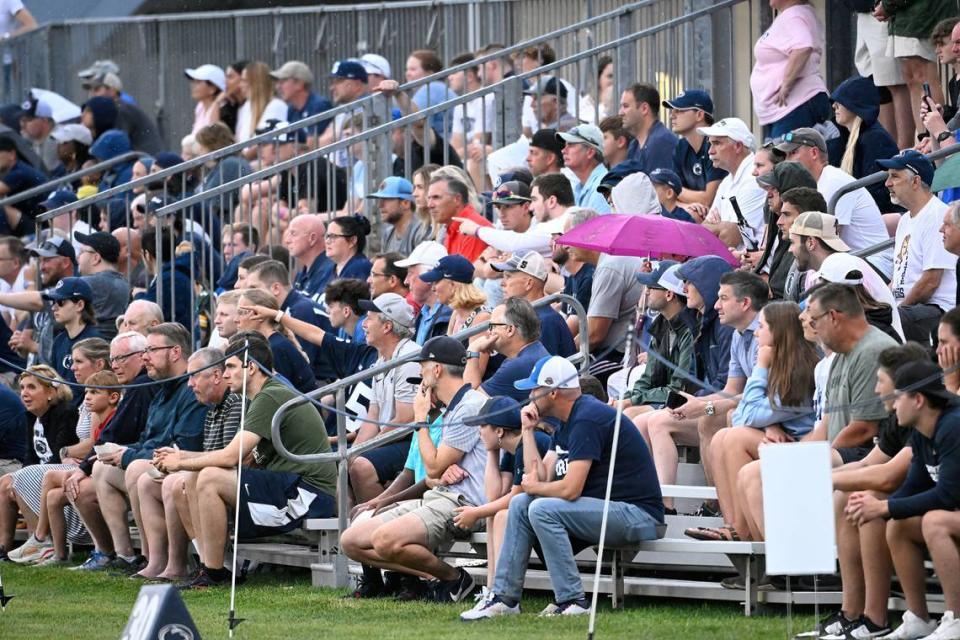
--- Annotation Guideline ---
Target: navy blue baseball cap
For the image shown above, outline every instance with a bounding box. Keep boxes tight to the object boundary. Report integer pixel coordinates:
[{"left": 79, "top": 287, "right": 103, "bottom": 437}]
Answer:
[
  {"left": 877, "top": 149, "right": 935, "bottom": 187},
  {"left": 419, "top": 255, "right": 474, "bottom": 284},
  {"left": 648, "top": 168, "right": 683, "bottom": 195},
  {"left": 636, "top": 260, "right": 679, "bottom": 288},
  {"left": 39, "top": 189, "right": 78, "bottom": 211},
  {"left": 463, "top": 396, "right": 523, "bottom": 429},
  {"left": 330, "top": 60, "right": 368, "bottom": 83},
  {"left": 153, "top": 151, "right": 184, "bottom": 169},
  {"left": 663, "top": 89, "right": 714, "bottom": 115},
  {"left": 367, "top": 176, "right": 415, "bottom": 202},
  {"left": 42, "top": 276, "right": 93, "bottom": 304}
]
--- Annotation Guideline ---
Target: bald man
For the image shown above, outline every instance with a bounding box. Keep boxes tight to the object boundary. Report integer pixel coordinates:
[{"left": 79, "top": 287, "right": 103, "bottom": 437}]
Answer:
[
  {"left": 114, "top": 227, "right": 145, "bottom": 289},
  {"left": 120, "top": 299, "right": 164, "bottom": 335},
  {"left": 284, "top": 214, "right": 334, "bottom": 302}
]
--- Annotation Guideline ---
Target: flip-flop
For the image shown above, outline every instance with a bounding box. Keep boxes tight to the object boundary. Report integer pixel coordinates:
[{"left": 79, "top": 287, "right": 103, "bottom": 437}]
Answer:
[{"left": 684, "top": 525, "right": 741, "bottom": 542}]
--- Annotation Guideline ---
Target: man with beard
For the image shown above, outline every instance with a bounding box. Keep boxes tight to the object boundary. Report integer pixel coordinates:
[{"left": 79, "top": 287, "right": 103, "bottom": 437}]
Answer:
[{"left": 368, "top": 177, "right": 431, "bottom": 256}]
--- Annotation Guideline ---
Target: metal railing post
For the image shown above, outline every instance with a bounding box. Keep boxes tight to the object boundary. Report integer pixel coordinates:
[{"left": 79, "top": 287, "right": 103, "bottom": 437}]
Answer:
[
  {"left": 616, "top": 9, "right": 637, "bottom": 100},
  {"left": 335, "top": 386, "right": 350, "bottom": 588}
]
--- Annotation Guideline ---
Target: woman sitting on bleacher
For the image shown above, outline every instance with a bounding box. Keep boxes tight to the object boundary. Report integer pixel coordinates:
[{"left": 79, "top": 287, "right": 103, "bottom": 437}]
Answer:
[{"left": 686, "top": 301, "right": 819, "bottom": 542}]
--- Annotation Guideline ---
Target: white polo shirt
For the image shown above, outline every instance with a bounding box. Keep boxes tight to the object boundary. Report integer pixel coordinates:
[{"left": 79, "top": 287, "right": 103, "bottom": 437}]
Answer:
[{"left": 711, "top": 153, "right": 766, "bottom": 248}]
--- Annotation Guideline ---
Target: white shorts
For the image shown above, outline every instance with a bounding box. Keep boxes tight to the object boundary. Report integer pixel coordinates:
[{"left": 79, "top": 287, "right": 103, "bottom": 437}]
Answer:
[
  {"left": 886, "top": 34, "right": 937, "bottom": 62},
  {"left": 855, "top": 13, "right": 904, "bottom": 86}
]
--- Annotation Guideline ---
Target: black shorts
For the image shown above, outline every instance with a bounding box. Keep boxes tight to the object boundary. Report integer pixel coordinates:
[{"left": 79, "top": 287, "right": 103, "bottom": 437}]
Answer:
[
  {"left": 836, "top": 446, "right": 873, "bottom": 465},
  {"left": 359, "top": 436, "right": 412, "bottom": 484},
  {"left": 237, "top": 467, "right": 335, "bottom": 539}
]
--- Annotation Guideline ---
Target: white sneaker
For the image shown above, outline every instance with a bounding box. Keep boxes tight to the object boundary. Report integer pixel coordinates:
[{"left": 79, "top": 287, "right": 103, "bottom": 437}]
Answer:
[
  {"left": 882, "top": 611, "right": 938, "bottom": 639},
  {"left": 555, "top": 599, "right": 591, "bottom": 616},
  {"left": 538, "top": 603, "right": 561, "bottom": 617},
  {"left": 9, "top": 534, "right": 52, "bottom": 564},
  {"left": 921, "top": 612, "right": 960, "bottom": 640},
  {"left": 460, "top": 595, "right": 520, "bottom": 621}
]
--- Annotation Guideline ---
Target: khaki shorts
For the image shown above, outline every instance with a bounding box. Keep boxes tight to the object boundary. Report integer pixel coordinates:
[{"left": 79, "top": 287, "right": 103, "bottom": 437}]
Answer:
[
  {"left": 855, "top": 13, "right": 904, "bottom": 86},
  {"left": 379, "top": 488, "right": 482, "bottom": 551},
  {"left": 886, "top": 34, "right": 936, "bottom": 62}
]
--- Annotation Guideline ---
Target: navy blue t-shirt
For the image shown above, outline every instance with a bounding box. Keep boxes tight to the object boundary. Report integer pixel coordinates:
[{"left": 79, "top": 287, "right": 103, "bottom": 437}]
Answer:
[
  {"left": 626, "top": 121, "right": 677, "bottom": 176},
  {"left": 0, "top": 383, "right": 26, "bottom": 462},
  {"left": 287, "top": 92, "right": 333, "bottom": 137},
  {"left": 268, "top": 332, "right": 317, "bottom": 394},
  {"left": 499, "top": 429, "right": 552, "bottom": 485},
  {"left": 336, "top": 253, "right": 372, "bottom": 282},
  {"left": 1, "top": 160, "right": 47, "bottom": 233},
  {"left": 480, "top": 341, "right": 550, "bottom": 402},
  {"left": 888, "top": 406, "right": 960, "bottom": 520},
  {"left": 672, "top": 136, "right": 727, "bottom": 192},
  {"left": 317, "top": 332, "right": 378, "bottom": 437},
  {"left": 661, "top": 204, "right": 696, "bottom": 223},
  {"left": 552, "top": 394, "right": 664, "bottom": 520},
  {"left": 563, "top": 263, "right": 595, "bottom": 316},
  {"left": 49, "top": 324, "right": 103, "bottom": 398},
  {"left": 294, "top": 254, "right": 336, "bottom": 303},
  {"left": 537, "top": 305, "right": 576, "bottom": 358},
  {"left": 282, "top": 288, "right": 329, "bottom": 373}
]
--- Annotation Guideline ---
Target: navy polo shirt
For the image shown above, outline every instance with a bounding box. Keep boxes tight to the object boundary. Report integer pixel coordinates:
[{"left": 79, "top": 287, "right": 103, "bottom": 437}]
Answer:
[
  {"left": 287, "top": 92, "right": 333, "bottom": 137},
  {"left": 672, "top": 136, "right": 727, "bottom": 192},
  {"left": 268, "top": 332, "right": 317, "bottom": 394},
  {"left": 563, "top": 263, "right": 595, "bottom": 316},
  {"left": 499, "top": 430, "right": 553, "bottom": 485},
  {"left": 536, "top": 305, "right": 576, "bottom": 358},
  {"left": 336, "top": 253, "right": 372, "bottom": 282},
  {"left": 552, "top": 394, "right": 664, "bottom": 521},
  {"left": 0, "top": 384, "right": 26, "bottom": 462},
  {"left": 626, "top": 121, "right": 678, "bottom": 176},
  {"left": 294, "top": 254, "right": 336, "bottom": 302},
  {"left": 480, "top": 341, "right": 550, "bottom": 402}
]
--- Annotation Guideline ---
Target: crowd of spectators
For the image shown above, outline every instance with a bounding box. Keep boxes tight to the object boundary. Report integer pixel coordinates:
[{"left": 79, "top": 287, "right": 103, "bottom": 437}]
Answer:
[{"left": 3, "top": 1, "right": 960, "bottom": 635}]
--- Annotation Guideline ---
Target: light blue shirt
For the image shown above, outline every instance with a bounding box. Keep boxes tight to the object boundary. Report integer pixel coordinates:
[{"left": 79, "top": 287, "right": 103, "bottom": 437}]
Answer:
[
  {"left": 727, "top": 315, "right": 760, "bottom": 380},
  {"left": 573, "top": 163, "right": 612, "bottom": 213},
  {"left": 337, "top": 314, "right": 367, "bottom": 345},
  {"left": 415, "top": 303, "right": 442, "bottom": 345},
  {"left": 404, "top": 416, "right": 443, "bottom": 482},
  {"left": 730, "top": 367, "right": 815, "bottom": 437}
]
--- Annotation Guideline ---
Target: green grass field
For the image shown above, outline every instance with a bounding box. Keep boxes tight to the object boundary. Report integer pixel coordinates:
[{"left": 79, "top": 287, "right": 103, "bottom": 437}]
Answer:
[{"left": 0, "top": 563, "right": 818, "bottom": 639}]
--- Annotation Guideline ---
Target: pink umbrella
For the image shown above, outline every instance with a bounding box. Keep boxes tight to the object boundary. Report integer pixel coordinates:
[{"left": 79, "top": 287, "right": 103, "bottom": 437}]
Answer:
[{"left": 556, "top": 213, "right": 739, "bottom": 267}]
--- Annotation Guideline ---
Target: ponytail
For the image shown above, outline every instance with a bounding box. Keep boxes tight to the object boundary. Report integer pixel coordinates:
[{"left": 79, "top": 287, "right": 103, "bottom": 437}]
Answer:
[{"left": 840, "top": 116, "right": 862, "bottom": 176}]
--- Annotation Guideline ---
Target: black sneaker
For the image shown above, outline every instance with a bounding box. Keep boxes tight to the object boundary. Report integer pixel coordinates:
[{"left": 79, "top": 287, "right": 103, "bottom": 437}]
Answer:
[
  {"left": 694, "top": 502, "right": 722, "bottom": 518},
  {"left": 821, "top": 615, "right": 889, "bottom": 639},
  {"left": 108, "top": 554, "right": 147, "bottom": 576},
  {"left": 346, "top": 574, "right": 386, "bottom": 599},
  {"left": 383, "top": 571, "right": 404, "bottom": 597},
  {"left": 664, "top": 507, "right": 678, "bottom": 516},
  {"left": 177, "top": 567, "right": 239, "bottom": 591},
  {"left": 430, "top": 568, "right": 475, "bottom": 603},
  {"left": 793, "top": 610, "right": 858, "bottom": 638},
  {"left": 0, "top": 546, "right": 9, "bottom": 562},
  {"left": 394, "top": 574, "right": 428, "bottom": 601}
]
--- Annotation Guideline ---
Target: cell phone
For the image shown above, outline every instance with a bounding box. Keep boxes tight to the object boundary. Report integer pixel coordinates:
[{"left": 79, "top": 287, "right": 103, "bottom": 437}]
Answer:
[
  {"left": 666, "top": 391, "right": 686, "bottom": 410},
  {"left": 923, "top": 82, "right": 932, "bottom": 99}
]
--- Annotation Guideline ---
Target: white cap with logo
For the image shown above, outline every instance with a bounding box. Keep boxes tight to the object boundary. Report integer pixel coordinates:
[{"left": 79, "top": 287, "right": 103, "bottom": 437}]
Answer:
[{"left": 395, "top": 241, "right": 448, "bottom": 268}]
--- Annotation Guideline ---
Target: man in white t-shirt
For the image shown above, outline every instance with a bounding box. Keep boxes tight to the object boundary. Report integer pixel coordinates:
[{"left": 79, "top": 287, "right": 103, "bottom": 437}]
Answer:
[
  {"left": 0, "top": 0, "right": 34, "bottom": 46},
  {"left": 878, "top": 150, "right": 957, "bottom": 345},
  {"left": 448, "top": 52, "right": 495, "bottom": 161},
  {"left": 696, "top": 118, "right": 766, "bottom": 250},
  {"left": 777, "top": 127, "right": 893, "bottom": 278}
]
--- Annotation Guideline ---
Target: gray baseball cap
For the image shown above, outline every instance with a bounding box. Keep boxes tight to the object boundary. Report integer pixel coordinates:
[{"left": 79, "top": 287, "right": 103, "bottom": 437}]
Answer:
[{"left": 358, "top": 292, "right": 415, "bottom": 328}]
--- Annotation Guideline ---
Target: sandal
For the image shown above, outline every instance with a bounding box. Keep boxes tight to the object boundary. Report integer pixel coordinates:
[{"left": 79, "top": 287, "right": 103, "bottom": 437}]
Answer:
[{"left": 684, "top": 525, "right": 741, "bottom": 541}]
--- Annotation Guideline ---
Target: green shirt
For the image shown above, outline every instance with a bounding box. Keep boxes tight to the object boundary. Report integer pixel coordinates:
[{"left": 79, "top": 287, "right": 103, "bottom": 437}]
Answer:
[{"left": 245, "top": 379, "right": 336, "bottom": 496}]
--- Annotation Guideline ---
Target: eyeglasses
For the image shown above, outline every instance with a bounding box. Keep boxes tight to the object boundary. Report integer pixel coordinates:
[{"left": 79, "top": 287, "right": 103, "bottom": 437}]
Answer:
[
  {"left": 369, "top": 271, "right": 389, "bottom": 278},
  {"left": 109, "top": 350, "right": 144, "bottom": 365},
  {"left": 324, "top": 233, "right": 348, "bottom": 241},
  {"left": 807, "top": 309, "right": 834, "bottom": 329},
  {"left": 144, "top": 345, "right": 177, "bottom": 356},
  {"left": 488, "top": 322, "right": 514, "bottom": 329}
]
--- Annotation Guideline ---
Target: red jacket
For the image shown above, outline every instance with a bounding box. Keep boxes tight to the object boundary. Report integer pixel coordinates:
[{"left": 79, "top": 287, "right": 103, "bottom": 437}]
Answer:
[{"left": 444, "top": 205, "right": 491, "bottom": 263}]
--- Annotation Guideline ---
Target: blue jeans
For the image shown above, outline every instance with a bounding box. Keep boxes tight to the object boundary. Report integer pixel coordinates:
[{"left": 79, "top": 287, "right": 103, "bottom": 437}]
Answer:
[
  {"left": 492, "top": 493, "right": 662, "bottom": 603},
  {"left": 764, "top": 91, "right": 831, "bottom": 141}
]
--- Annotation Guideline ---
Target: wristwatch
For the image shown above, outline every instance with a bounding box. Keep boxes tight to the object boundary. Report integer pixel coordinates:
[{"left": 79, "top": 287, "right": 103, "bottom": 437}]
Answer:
[
  {"left": 705, "top": 401, "right": 716, "bottom": 417},
  {"left": 938, "top": 130, "right": 953, "bottom": 143},
  {"left": 466, "top": 351, "right": 481, "bottom": 360}
]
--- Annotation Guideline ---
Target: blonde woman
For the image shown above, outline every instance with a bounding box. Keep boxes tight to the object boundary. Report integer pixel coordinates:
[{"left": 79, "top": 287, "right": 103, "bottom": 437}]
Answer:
[
  {"left": 0, "top": 365, "right": 77, "bottom": 562},
  {"left": 235, "top": 61, "right": 287, "bottom": 146},
  {"left": 413, "top": 163, "right": 440, "bottom": 238}
]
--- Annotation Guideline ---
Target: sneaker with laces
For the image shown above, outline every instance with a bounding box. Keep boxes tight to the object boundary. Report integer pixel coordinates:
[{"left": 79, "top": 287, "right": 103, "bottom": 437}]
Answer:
[
  {"left": 460, "top": 594, "right": 521, "bottom": 621},
  {"left": 71, "top": 550, "right": 115, "bottom": 571},
  {"left": 8, "top": 534, "right": 52, "bottom": 564},
  {"left": 808, "top": 610, "right": 860, "bottom": 639},
  {"left": 431, "top": 568, "right": 475, "bottom": 603},
  {"left": 554, "top": 598, "right": 591, "bottom": 616},
  {"left": 176, "top": 567, "right": 239, "bottom": 591},
  {"left": 394, "top": 574, "right": 428, "bottom": 601},
  {"left": 822, "top": 616, "right": 890, "bottom": 639},
  {"left": 920, "top": 612, "right": 960, "bottom": 640},
  {"left": 882, "top": 611, "right": 938, "bottom": 639},
  {"left": 35, "top": 551, "right": 68, "bottom": 567},
  {"left": 538, "top": 602, "right": 561, "bottom": 617},
  {"left": 345, "top": 571, "right": 386, "bottom": 599},
  {"left": 27, "top": 547, "right": 57, "bottom": 566},
  {"left": 108, "top": 554, "right": 147, "bottom": 576}
]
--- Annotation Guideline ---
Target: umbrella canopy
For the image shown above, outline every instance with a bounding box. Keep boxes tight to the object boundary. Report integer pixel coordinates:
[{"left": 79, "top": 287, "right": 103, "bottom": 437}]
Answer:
[
  {"left": 556, "top": 213, "right": 739, "bottom": 266},
  {"left": 29, "top": 88, "right": 82, "bottom": 124}
]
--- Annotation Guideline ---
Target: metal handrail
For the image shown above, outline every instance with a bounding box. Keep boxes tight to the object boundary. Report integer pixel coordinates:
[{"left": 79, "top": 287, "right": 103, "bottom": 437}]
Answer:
[
  {"left": 150, "top": 0, "right": 746, "bottom": 220},
  {"left": 35, "top": 0, "right": 664, "bottom": 224},
  {"left": 827, "top": 142, "right": 960, "bottom": 217},
  {"left": 0, "top": 150, "right": 148, "bottom": 209}
]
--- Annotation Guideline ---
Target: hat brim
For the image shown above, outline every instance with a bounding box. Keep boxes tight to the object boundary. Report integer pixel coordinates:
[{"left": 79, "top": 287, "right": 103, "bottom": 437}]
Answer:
[
  {"left": 635, "top": 272, "right": 664, "bottom": 287},
  {"left": 774, "top": 142, "right": 802, "bottom": 153},
  {"left": 875, "top": 159, "right": 906, "bottom": 171},
  {"left": 357, "top": 299, "right": 382, "bottom": 314},
  {"left": 367, "top": 191, "right": 415, "bottom": 202},
  {"left": 513, "top": 378, "right": 540, "bottom": 391},
  {"left": 555, "top": 132, "right": 601, "bottom": 151},
  {"left": 417, "top": 269, "right": 445, "bottom": 283},
  {"left": 405, "top": 375, "right": 423, "bottom": 386},
  {"left": 30, "top": 248, "right": 61, "bottom": 258},
  {"left": 821, "top": 236, "right": 851, "bottom": 252},
  {"left": 490, "top": 197, "right": 531, "bottom": 206},
  {"left": 489, "top": 261, "right": 518, "bottom": 274}
]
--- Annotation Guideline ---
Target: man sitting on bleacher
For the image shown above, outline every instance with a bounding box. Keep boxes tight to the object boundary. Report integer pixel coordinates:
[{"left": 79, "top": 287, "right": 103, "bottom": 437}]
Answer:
[{"left": 461, "top": 355, "right": 664, "bottom": 620}]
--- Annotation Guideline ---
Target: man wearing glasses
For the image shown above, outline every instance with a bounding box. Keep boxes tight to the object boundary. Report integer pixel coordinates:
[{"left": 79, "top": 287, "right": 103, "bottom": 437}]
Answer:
[
  {"left": 90, "top": 322, "right": 208, "bottom": 575},
  {"left": 804, "top": 283, "right": 896, "bottom": 463}
]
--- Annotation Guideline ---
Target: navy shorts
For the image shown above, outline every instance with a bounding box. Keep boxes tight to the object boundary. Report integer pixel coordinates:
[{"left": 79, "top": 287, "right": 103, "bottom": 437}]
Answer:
[
  {"left": 359, "top": 436, "right": 412, "bottom": 484},
  {"left": 237, "top": 467, "right": 335, "bottom": 539}
]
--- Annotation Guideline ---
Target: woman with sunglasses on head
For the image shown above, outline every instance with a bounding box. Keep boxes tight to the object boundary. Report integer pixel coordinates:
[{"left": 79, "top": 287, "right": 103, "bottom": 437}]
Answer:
[
  {"left": 0, "top": 365, "right": 77, "bottom": 562},
  {"left": 325, "top": 216, "right": 373, "bottom": 282}
]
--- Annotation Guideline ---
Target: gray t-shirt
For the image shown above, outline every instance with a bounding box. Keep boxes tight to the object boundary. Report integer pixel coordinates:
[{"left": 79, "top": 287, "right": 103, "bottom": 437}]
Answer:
[
  {"left": 83, "top": 270, "right": 131, "bottom": 326},
  {"left": 825, "top": 326, "right": 897, "bottom": 442},
  {"left": 440, "top": 385, "right": 488, "bottom": 505},
  {"left": 381, "top": 216, "right": 432, "bottom": 257},
  {"left": 587, "top": 254, "right": 645, "bottom": 353},
  {"left": 372, "top": 339, "right": 421, "bottom": 426}
]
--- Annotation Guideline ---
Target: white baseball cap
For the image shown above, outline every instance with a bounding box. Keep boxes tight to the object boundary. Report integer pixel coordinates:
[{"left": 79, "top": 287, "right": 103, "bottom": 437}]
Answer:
[
  {"left": 697, "top": 117, "right": 755, "bottom": 150},
  {"left": 657, "top": 264, "right": 686, "bottom": 296},
  {"left": 394, "top": 241, "right": 447, "bottom": 268},
  {"left": 815, "top": 252, "right": 867, "bottom": 286},
  {"left": 50, "top": 124, "right": 93, "bottom": 146},
  {"left": 514, "top": 355, "right": 580, "bottom": 390},
  {"left": 360, "top": 54, "right": 391, "bottom": 79},
  {"left": 491, "top": 251, "right": 549, "bottom": 281},
  {"left": 185, "top": 64, "right": 227, "bottom": 92}
]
